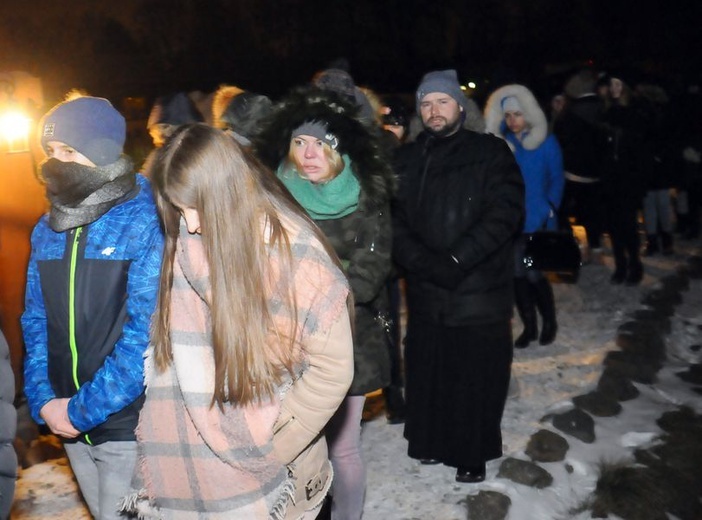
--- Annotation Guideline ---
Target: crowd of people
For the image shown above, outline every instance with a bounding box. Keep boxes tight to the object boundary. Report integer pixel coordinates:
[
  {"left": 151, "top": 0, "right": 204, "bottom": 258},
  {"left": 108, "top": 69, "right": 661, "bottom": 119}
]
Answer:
[{"left": 2, "top": 62, "right": 701, "bottom": 520}]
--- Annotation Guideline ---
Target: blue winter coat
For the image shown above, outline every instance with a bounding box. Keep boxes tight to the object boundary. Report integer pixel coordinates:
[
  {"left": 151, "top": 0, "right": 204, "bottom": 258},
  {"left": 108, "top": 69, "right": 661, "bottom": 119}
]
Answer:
[
  {"left": 22, "top": 174, "right": 163, "bottom": 445},
  {"left": 505, "top": 132, "right": 564, "bottom": 233}
]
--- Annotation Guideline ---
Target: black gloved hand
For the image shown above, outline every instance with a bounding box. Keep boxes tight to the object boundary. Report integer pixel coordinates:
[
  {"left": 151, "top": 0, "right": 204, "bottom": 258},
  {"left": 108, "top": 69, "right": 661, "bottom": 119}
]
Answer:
[{"left": 423, "top": 253, "right": 464, "bottom": 289}]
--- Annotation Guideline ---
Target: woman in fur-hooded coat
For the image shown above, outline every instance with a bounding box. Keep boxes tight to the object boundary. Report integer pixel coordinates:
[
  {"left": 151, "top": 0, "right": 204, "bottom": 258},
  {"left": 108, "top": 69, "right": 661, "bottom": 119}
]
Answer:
[
  {"left": 255, "top": 86, "right": 395, "bottom": 520},
  {"left": 485, "top": 84, "right": 565, "bottom": 349}
]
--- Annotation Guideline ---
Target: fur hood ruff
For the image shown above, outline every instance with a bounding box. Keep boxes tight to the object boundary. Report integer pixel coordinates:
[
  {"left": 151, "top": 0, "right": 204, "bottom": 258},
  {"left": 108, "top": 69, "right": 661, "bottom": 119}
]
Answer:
[
  {"left": 255, "top": 87, "right": 395, "bottom": 210},
  {"left": 484, "top": 84, "right": 548, "bottom": 151}
]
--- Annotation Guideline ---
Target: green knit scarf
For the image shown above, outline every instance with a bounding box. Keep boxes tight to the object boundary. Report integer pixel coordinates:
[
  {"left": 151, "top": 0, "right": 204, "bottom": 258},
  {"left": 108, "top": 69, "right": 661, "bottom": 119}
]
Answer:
[{"left": 277, "top": 155, "right": 360, "bottom": 220}]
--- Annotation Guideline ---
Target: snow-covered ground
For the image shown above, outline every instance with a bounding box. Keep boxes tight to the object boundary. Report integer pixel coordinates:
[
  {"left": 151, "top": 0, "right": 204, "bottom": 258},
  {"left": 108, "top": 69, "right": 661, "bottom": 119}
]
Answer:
[{"left": 10, "top": 237, "right": 702, "bottom": 520}]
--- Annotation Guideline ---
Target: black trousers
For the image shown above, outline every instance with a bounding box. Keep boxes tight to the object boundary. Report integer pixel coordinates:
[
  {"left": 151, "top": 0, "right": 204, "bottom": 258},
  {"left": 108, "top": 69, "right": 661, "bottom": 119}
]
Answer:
[
  {"left": 604, "top": 192, "right": 641, "bottom": 272},
  {"left": 560, "top": 180, "right": 605, "bottom": 249},
  {"left": 403, "top": 318, "right": 513, "bottom": 468}
]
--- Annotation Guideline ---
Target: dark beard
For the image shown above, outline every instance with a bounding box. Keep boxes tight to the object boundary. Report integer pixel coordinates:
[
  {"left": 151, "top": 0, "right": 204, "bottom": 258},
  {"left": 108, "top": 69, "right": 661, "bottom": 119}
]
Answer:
[{"left": 423, "top": 116, "right": 462, "bottom": 138}]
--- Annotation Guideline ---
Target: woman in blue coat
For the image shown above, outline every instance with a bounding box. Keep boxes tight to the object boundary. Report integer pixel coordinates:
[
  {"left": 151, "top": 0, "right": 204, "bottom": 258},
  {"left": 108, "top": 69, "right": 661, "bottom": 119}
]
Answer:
[{"left": 485, "top": 84, "right": 565, "bottom": 348}]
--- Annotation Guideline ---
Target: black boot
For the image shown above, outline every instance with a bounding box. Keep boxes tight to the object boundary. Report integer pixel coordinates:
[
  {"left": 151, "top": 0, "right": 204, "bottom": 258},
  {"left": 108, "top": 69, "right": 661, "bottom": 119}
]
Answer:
[
  {"left": 533, "top": 278, "right": 558, "bottom": 345},
  {"left": 383, "top": 278, "right": 406, "bottom": 424},
  {"left": 643, "top": 234, "right": 659, "bottom": 256},
  {"left": 610, "top": 256, "right": 626, "bottom": 284},
  {"left": 625, "top": 258, "right": 643, "bottom": 286},
  {"left": 514, "top": 278, "right": 537, "bottom": 348},
  {"left": 611, "top": 243, "right": 627, "bottom": 284},
  {"left": 661, "top": 232, "right": 674, "bottom": 255},
  {"left": 383, "top": 385, "right": 406, "bottom": 424}
]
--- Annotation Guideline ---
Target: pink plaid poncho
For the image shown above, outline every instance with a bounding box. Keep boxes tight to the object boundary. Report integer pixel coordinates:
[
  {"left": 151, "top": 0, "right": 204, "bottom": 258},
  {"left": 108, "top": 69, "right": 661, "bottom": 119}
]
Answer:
[{"left": 122, "top": 219, "right": 349, "bottom": 519}]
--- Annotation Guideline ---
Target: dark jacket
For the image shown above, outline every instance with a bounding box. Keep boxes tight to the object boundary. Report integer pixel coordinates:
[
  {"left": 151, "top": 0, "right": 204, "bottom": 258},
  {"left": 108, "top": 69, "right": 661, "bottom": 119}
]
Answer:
[
  {"left": 553, "top": 93, "right": 606, "bottom": 182},
  {"left": 601, "top": 101, "right": 649, "bottom": 197},
  {"left": 256, "top": 87, "right": 395, "bottom": 395},
  {"left": 637, "top": 93, "right": 680, "bottom": 191},
  {"left": 22, "top": 175, "right": 163, "bottom": 445},
  {"left": 0, "top": 329, "right": 16, "bottom": 520},
  {"left": 392, "top": 129, "right": 524, "bottom": 326}
]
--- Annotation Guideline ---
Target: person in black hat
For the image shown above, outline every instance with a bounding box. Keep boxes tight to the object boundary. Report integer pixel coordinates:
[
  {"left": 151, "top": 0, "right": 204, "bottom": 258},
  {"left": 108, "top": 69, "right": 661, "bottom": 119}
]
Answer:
[
  {"left": 392, "top": 70, "right": 524, "bottom": 484},
  {"left": 22, "top": 94, "right": 163, "bottom": 520},
  {"left": 380, "top": 96, "right": 410, "bottom": 145},
  {"left": 553, "top": 68, "right": 607, "bottom": 264},
  {"left": 212, "top": 85, "right": 273, "bottom": 147},
  {"left": 147, "top": 91, "right": 203, "bottom": 148}
]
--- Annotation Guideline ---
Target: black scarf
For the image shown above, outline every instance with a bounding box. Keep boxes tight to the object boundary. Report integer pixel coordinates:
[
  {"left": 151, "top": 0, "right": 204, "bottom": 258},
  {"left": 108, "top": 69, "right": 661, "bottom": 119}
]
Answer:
[{"left": 40, "top": 156, "right": 138, "bottom": 232}]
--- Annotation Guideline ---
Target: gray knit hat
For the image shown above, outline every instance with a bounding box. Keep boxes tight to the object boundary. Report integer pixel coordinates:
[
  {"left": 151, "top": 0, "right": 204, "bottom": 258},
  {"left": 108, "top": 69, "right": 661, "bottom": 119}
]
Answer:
[
  {"left": 40, "top": 96, "right": 125, "bottom": 166},
  {"left": 416, "top": 69, "right": 468, "bottom": 113},
  {"left": 291, "top": 121, "right": 339, "bottom": 150}
]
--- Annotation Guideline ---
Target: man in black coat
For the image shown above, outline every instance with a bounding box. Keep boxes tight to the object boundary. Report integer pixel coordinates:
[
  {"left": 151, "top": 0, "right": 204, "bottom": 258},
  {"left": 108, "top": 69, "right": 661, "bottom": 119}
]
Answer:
[{"left": 391, "top": 69, "right": 524, "bottom": 483}]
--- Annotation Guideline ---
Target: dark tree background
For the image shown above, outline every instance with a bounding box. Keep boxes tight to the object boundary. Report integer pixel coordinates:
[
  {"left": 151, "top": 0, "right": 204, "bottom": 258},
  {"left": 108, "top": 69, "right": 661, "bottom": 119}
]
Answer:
[{"left": 1, "top": 0, "right": 701, "bottom": 106}]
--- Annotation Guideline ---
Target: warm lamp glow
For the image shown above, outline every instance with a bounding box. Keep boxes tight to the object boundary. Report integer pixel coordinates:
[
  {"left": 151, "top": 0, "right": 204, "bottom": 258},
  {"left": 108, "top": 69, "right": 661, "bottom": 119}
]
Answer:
[{"left": 0, "top": 110, "right": 31, "bottom": 152}]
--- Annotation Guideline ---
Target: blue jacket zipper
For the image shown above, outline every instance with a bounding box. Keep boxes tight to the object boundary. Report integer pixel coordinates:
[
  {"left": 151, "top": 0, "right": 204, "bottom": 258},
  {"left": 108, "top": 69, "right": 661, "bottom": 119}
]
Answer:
[{"left": 69, "top": 227, "right": 92, "bottom": 445}]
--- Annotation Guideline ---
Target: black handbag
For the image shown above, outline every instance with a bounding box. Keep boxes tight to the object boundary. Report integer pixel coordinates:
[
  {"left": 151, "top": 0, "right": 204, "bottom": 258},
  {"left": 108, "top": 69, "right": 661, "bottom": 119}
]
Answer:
[{"left": 523, "top": 205, "right": 582, "bottom": 279}]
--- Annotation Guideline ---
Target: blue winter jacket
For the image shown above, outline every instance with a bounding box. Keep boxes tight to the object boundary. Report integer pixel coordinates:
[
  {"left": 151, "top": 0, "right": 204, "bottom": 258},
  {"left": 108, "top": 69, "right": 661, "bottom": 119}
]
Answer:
[
  {"left": 505, "top": 132, "right": 565, "bottom": 233},
  {"left": 22, "top": 174, "right": 163, "bottom": 445}
]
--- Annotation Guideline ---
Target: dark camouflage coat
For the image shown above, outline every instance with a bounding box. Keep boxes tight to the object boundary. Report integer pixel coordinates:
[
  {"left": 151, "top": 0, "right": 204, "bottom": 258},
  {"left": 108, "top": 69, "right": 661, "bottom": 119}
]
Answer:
[{"left": 255, "top": 87, "right": 396, "bottom": 395}]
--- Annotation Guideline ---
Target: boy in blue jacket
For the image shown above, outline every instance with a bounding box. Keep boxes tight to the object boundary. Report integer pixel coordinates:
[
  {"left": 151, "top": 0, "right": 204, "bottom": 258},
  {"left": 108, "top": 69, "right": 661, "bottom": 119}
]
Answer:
[{"left": 22, "top": 95, "right": 163, "bottom": 520}]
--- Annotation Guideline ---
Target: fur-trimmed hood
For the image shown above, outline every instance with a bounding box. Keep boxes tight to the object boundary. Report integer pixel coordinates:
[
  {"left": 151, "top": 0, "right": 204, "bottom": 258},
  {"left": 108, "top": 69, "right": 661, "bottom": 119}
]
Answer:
[
  {"left": 254, "top": 87, "right": 395, "bottom": 209},
  {"left": 484, "top": 84, "right": 548, "bottom": 151}
]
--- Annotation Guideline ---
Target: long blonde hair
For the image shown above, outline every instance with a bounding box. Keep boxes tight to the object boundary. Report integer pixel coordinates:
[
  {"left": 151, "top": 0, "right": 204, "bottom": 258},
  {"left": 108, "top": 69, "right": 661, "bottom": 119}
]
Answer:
[{"left": 149, "top": 123, "right": 343, "bottom": 407}]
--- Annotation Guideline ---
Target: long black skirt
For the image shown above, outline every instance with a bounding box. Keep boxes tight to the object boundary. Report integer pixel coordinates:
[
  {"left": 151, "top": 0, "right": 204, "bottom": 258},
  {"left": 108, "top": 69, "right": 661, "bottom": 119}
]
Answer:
[{"left": 403, "top": 318, "right": 513, "bottom": 468}]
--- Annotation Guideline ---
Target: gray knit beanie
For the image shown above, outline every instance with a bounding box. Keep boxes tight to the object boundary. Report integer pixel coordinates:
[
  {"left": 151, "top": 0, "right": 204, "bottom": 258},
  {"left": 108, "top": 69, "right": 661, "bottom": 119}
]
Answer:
[
  {"left": 40, "top": 96, "right": 126, "bottom": 166},
  {"left": 416, "top": 69, "right": 468, "bottom": 113},
  {"left": 291, "top": 121, "right": 340, "bottom": 150}
]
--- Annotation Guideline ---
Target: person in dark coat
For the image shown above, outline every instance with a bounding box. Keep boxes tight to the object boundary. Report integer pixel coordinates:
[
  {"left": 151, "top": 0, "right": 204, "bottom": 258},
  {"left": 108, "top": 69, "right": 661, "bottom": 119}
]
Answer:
[
  {"left": 392, "top": 69, "right": 524, "bottom": 484},
  {"left": 601, "top": 73, "right": 647, "bottom": 285},
  {"left": 255, "top": 86, "right": 395, "bottom": 520},
  {"left": 553, "top": 69, "right": 607, "bottom": 263},
  {"left": 0, "top": 328, "right": 16, "bottom": 520},
  {"left": 637, "top": 82, "right": 677, "bottom": 256},
  {"left": 378, "top": 95, "right": 412, "bottom": 424}
]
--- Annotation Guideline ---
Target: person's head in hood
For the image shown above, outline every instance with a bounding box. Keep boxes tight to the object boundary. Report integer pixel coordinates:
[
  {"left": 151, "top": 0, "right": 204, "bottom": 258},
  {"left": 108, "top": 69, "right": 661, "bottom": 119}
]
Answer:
[{"left": 287, "top": 120, "right": 343, "bottom": 185}]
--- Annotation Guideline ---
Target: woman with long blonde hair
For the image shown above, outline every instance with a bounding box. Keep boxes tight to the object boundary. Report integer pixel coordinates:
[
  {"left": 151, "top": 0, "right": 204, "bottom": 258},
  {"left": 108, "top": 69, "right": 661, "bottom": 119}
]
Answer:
[
  {"left": 121, "top": 123, "right": 354, "bottom": 520},
  {"left": 256, "top": 86, "right": 395, "bottom": 520}
]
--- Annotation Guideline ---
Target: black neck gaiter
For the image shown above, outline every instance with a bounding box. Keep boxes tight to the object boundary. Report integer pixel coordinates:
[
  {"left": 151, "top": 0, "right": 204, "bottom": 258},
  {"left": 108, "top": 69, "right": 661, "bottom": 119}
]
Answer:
[{"left": 40, "top": 156, "right": 138, "bottom": 232}]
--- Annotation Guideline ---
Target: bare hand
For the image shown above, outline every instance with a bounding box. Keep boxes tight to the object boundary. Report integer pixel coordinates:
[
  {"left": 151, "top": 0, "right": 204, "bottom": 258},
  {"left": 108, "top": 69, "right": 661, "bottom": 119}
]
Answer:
[{"left": 39, "top": 398, "right": 81, "bottom": 438}]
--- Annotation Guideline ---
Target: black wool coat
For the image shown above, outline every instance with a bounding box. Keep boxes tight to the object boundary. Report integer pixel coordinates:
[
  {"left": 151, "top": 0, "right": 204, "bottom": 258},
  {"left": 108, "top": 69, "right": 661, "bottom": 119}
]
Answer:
[
  {"left": 392, "top": 128, "right": 525, "bottom": 326},
  {"left": 254, "top": 87, "right": 396, "bottom": 395}
]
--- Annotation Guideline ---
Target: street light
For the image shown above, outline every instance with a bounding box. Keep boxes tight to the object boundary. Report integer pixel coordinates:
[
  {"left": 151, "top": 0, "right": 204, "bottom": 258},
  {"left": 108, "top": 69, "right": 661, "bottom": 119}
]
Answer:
[{"left": 0, "top": 107, "right": 32, "bottom": 153}]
